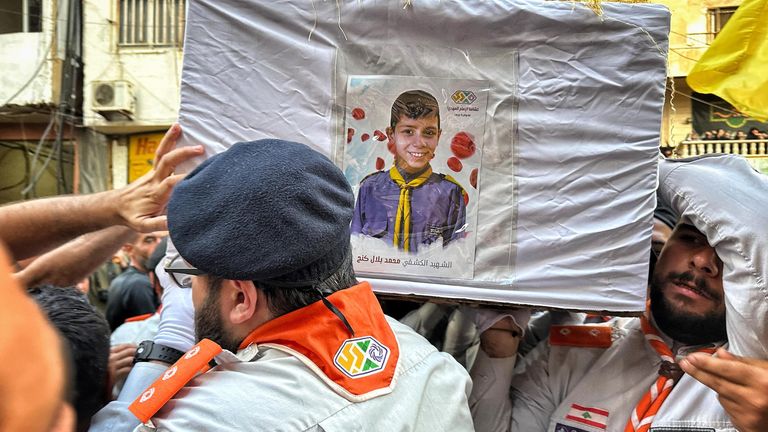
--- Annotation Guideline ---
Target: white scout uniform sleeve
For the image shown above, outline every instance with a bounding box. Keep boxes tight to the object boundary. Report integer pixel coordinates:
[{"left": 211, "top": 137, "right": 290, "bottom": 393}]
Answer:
[
  {"left": 470, "top": 340, "right": 558, "bottom": 432},
  {"left": 658, "top": 155, "right": 768, "bottom": 359},
  {"left": 88, "top": 362, "right": 167, "bottom": 432},
  {"left": 469, "top": 350, "right": 517, "bottom": 432}
]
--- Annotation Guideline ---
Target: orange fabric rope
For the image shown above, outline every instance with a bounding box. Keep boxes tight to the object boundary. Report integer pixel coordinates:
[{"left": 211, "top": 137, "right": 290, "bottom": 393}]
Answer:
[{"left": 624, "top": 316, "right": 716, "bottom": 432}]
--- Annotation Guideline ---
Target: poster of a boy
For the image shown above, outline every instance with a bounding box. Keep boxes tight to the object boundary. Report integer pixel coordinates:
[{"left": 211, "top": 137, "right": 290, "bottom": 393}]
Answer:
[{"left": 351, "top": 90, "right": 467, "bottom": 252}]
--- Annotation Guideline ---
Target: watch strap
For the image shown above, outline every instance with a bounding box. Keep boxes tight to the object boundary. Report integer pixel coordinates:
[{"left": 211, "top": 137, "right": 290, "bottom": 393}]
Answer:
[{"left": 133, "top": 340, "right": 186, "bottom": 365}]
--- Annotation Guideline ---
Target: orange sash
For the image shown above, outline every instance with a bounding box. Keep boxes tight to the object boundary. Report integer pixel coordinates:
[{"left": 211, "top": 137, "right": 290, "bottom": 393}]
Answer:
[{"left": 624, "top": 316, "right": 716, "bottom": 432}]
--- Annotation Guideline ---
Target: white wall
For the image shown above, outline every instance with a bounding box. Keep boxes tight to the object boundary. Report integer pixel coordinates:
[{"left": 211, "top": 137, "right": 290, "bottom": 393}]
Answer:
[
  {"left": 82, "top": 1, "right": 182, "bottom": 133},
  {"left": 0, "top": 0, "right": 57, "bottom": 106}
]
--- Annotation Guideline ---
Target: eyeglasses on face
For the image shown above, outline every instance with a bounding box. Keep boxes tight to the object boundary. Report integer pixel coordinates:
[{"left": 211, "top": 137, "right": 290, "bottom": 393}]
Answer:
[{"left": 164, "top": 254, "right": 206, "bottom": 289}]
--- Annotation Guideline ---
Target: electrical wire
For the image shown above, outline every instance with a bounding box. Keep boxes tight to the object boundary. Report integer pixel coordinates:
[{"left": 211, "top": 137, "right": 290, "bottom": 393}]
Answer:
[
  {"left": 669, "top": 48, "right": 702, "bottom": 62},
  {"left": 669, "top": 30, "right": 712, "bottom": 47},
  {"left": 666, "top": 83, "right": 747, "bottom": 118},
  {"left": 21, "top": 112, "right": 58, "bottom": 197}
]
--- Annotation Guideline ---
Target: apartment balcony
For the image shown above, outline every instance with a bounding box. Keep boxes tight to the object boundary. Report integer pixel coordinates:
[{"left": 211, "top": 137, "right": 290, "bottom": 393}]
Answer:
[{"left": 674, "top": 139, "right": 768, "bottom": 158}]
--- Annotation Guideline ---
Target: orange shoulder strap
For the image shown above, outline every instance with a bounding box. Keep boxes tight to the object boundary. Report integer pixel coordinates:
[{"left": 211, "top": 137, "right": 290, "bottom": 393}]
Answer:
[
  {"left": 128, "top": 339, "right": 221, "bottom": 423},
  {"left": 124, "top": 312, "right": 154, "bottom": 323},
  {"left": 549, "top": 325, "right": 612, "bottom": 348}
]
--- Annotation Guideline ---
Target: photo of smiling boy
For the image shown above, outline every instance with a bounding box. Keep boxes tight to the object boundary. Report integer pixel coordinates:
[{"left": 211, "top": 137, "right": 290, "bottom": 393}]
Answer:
[{"left": 351, "top": 89, "right": 467, "bottom": 253}]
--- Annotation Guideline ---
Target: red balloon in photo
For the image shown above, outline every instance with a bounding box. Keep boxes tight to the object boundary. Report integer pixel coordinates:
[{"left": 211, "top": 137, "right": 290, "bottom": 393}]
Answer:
[
  {"left": 352, "top": 108, "right": 366, "bottom": 120},
  {"left": 469, "top": 168, "right": 478, "bottom": 189},
  {"left": 451, "top": 132, "right": 476, "bottom": 159},
  {"left": 361, "top": 133, "right": 370, "bottom": 142},
  {"left": 387, "top": 139, "right": 396, "bottom": 154},
  {"left": 347, "top": 128, "right": 354, "bottom": 144},
  {"left": 374, "top": 130, "right": 387, "bottom": 141},
  {"left": 375, "top": 157, "right": 385, "bottom": 171},
  {"left": 462, "top": 191, "right": 469, "bottom": 206},
  {"left": 447, "top": 157, "right": 463, "bottom": 172}
]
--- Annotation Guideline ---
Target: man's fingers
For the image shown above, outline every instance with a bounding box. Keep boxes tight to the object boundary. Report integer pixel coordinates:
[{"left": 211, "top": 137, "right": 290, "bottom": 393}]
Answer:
[
  {"left": 115, "top": 365, "right": 133, "bottom": 376},
  {"left": 154, "top": 145, "right": 204, "bottom": 180},
  {"left": 154, "top": 124, "right": 182, "bottom": 164},
  {"left": 682, "top": 352, "right": 754, "bottom": 386},
  {"left": 112, "top": 352, "right": 135, "bottom": 369},
  {"left": 734, "top": 354, "right": 768, "bottom": 369},
  {"left": 110, "top": 343, "right": 136, "bottom": 354},
  {"left": 715, "top": 347, "right": 737, "bottom": 360},
  {"left": 683, "top": 363, "right": 744, "bottom": 397},
  {"left": 150, "top": 174, "right": 187, "bottom": 214},
  {"left": 157, "top": 174, "right": 187, "bottom": 200},
  {"left": 136, "top": 215, "right": 168, "bottom": 233}
]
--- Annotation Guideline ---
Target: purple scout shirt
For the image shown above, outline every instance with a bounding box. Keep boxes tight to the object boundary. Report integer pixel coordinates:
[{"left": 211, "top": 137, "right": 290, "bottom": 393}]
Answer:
[{"left": 351, "top": 170, "right": 467, "bottom": 252}]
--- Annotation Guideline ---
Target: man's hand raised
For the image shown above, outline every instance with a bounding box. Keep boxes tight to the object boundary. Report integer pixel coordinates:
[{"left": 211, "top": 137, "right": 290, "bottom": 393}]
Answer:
[
  {"left": 681, "top": 348, "right": 768, "bottom": 432},
  {"left": 116, "top": 124, "right": 204, "bottom": 232},
  {"left": 0, "top": 123, "right": 203, "bottom": 260}
]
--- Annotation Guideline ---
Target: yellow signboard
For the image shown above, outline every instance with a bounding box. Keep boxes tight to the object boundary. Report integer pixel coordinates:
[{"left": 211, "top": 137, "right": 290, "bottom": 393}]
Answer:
[{"left": 128, "top": 133, "right": 164, "bottom": 182}]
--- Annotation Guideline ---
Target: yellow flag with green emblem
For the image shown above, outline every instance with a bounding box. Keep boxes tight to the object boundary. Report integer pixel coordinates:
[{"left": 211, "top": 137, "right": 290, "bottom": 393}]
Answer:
[{"left": 687, "top": 0, "right": 768, "bottom": 121}]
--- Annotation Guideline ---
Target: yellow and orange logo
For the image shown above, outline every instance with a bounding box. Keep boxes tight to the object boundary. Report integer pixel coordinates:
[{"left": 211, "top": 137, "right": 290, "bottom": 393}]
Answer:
[{"left": 333, "top": 336, "right": 390, "bottom": 378}]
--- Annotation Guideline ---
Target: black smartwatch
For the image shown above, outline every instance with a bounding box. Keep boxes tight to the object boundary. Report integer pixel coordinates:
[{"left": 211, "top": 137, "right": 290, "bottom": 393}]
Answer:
[{"left": 133, "top": 340, "right": 186, "bottom": 365}]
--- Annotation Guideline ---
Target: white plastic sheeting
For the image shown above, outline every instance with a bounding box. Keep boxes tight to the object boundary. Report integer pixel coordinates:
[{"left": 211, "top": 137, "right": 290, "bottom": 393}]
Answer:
[{"left": 176, "top": 0, "right": 670, "bottom": 313}]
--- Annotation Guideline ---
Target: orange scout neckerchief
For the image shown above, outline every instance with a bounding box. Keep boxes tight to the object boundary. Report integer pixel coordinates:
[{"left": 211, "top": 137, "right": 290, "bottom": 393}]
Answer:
[
  {"left": 624, "top": 315, "right": 717, "bottom": 432},
  {"left": 239, "top": 281, "right": 400, "bottom": 399}
]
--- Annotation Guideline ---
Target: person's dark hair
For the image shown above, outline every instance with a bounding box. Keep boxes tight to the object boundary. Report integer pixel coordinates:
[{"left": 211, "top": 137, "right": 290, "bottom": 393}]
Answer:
[
  {"left": 145, "top": 237, "right": 167, "bottom": 276},
  {"left": 29, "top": 286, "right": 110, "bottom": 432},
  {"left": 256, "top": 250, "right": 358, "bottom": 317},
  {"left": 390, "top": 90, "right": 441, "bottom": 130}
]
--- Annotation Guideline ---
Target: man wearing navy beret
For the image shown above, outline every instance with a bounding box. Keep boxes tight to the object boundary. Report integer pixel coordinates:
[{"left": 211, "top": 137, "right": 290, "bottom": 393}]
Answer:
[{"left": 90, "top": 136, "right": 474, "bottom": 431}]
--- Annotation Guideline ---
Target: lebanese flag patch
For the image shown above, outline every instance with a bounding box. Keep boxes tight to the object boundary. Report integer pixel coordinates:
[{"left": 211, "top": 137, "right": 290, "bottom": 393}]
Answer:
[{"left": 564, "top": 403, "right": 608, "bottom": 430}]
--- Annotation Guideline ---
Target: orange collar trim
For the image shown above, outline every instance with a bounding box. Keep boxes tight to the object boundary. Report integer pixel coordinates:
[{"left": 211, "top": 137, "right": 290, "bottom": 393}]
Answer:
[{"left": 239, "top": 282, "right": 400, "bottom": 397}]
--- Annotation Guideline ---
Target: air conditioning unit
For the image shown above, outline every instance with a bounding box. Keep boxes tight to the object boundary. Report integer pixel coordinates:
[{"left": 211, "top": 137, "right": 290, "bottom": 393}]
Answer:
[{"left": 92, "top": 80, "right": 135, "bottom": 120}]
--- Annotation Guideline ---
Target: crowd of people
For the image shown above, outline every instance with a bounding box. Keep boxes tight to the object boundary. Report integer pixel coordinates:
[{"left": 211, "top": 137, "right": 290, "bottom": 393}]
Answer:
[
  {"left": 689, "top": 127, "right": 768, "bottom": 141},
  {"left": 1, "top": 123, "right": 768, "bottom": 432}
]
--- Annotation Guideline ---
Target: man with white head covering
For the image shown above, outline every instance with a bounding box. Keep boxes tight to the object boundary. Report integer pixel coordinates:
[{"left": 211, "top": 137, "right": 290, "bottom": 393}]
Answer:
[{"left": 469, "top": 154, "right": 768, "bottom": 432}]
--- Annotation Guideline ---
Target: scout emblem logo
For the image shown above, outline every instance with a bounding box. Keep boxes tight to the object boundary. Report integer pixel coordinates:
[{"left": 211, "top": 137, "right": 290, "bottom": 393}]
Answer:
[
  {"left": 451, "top": 90, "right": 477, "bottom": 105},
  {"left": 333, "top": 336, "right": 390, "bottom": 378}
]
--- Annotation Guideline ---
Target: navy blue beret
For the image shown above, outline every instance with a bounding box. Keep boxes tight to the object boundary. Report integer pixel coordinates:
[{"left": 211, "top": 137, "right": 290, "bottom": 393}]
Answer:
[{"left": 167, "top": 139, "right": 354, "bottom": 286}]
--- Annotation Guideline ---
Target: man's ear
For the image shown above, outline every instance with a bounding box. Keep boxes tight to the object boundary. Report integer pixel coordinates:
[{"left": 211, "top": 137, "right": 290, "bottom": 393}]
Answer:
[
  {"left": 121, "top": 243, "right": 133, "bottom": 253},
  {"left": 225, "top": 280, "right": 259, "bottom": 325}
]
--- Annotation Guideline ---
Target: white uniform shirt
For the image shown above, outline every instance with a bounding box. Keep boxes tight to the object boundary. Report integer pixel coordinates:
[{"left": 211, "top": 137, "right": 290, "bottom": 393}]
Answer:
[
  {"left": 470, "top": 155, "right": 768, "bottom": 432},
  {"left": 91, "top": 318, "right": 474, "bottom": 431}
]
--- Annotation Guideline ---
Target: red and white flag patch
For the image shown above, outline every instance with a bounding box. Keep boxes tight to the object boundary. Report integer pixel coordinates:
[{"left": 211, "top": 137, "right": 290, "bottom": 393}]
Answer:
[{"left": 565, "top": 403, "right": 609, "bottom": 430}]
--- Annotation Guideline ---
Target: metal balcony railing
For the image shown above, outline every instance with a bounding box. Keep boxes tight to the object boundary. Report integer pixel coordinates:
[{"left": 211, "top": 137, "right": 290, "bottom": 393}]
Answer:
[{"left": 674, "top": 140, "right": 768, "bottom": 158}]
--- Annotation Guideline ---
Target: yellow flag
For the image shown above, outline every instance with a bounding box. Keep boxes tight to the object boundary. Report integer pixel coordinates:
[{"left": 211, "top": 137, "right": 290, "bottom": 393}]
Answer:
[{"left": 687, "top": 0, "right": 768, "bottom": 121}]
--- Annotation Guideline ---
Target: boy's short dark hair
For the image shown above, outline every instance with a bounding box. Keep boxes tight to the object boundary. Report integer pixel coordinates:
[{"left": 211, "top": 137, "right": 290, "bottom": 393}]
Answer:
[
  {"left": 30, "top": 285, "right": 110, "bottom": 432},
  {"left": 390, "top": 90, "right": 441, "bottom": 130}
]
